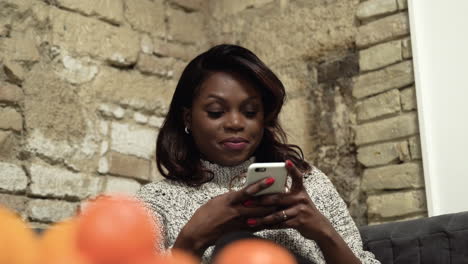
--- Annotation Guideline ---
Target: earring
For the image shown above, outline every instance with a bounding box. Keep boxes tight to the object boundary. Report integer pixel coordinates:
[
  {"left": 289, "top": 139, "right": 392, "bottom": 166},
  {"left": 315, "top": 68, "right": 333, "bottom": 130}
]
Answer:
[{"left": 184, "top": 127, "right": 190, "bottom": 134}]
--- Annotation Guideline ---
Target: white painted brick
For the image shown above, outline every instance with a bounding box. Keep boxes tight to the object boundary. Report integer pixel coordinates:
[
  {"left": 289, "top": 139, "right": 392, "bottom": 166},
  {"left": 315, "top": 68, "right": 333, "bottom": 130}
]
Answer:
[
  {"left": 110, "top": 122, "right": 157, "bottom": 159},
  {"left": 0, "top": 162, "right": 28, "bottom": 192},
  {"left": 29, "top": 164, "right": 103, "bottom": 199}
]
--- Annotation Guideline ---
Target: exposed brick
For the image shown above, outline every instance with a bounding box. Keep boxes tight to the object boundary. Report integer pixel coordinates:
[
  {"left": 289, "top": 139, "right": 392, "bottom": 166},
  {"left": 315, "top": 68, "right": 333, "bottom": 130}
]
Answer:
[
  {"left": 140, "top": 34, "right": 154, "bottom": 54},
  {"left": 368, "top": 190, "right": 426, "bottom": 218},
  {"left": 397, "top": 0, "right": 407, "bottom": 10},
  {"left": 90, "top": 67, "right": 173, "bottom": 111},
  {"left": 0, "top": 193, "right": 29, "bottom": 218},
  {"left": 402, "top": 37, "right": 412, "bottom": 58},
  {"left": 1, "top": 32, "right": 40, "bottom": 62},
  {"left": 356, "top": 0, "right": 397, "bottom": 20},
  {"left": 0, "top": 162, "right": 28, "bottom": 193},
  {"left": 356, "top": 12, "right": 410, "bottom": 48},
  {"left": 153, "top": 39, "right": 199, "bottom": 61},
  {"left": 356, "top": 89, "right": 401, "bottom": 122},
  {"left": 359, "top": 40, "right": 402, "bottom": 71},
  {"left": 54, "top": 0, "right": 124, "bottom": 25},
  {"left": 209, "top": 0, "right": 274, "bottom": 18},
  {"left": 3, "top": 61, "right": 25, "bottom": 85},
  {"left": 102, "top": 176, "right": 142, "bottom": 195},
  {"left": 363, "top": 162, "right": 424, "bottom": 191},
  {"left": 29, "top": 164, "right": 104, "bottom": 199},
  {"left": 27, "top": 199, "right": 78, "bottom": 222},
  {"left": 137, "top": 54, "right": 177, "bottom": 77},
  {"left": 0, "top": 83, "right": 23, "bottom": 104},
  {"left": 124, "top": 0, "right": 165, "bottom": 37},
  {"left": 408, "top": 136, "right": 422, "bottom": 159},
  {"left": 353, "top": 61, "right": 414, "bottom": 99},
  {"left": 170, "top": 0, "right": 204, "bottom": 10},
  {"left": 355, "top": 112, "right": 419, "bottom": 145},
  {"left": 107, "top": 151, "right": 151, "bottom": 181},
  {"left": 401, "top": 86, "right": 417, "bottom": 110},
  {"left": 110, "top": 122, "right": 157, "bottom": 159},
  {"left": 0, "top": 107, "right": 23, "bottom": 132},
  {"left": 50, "top": 8, "right": 139, "bottom": 66},
  {"left": 168, "top": 8, "right": 205, "bottom": 44},
  {"left": 358, "top": 140, "right": 410, "bottom": 167}
]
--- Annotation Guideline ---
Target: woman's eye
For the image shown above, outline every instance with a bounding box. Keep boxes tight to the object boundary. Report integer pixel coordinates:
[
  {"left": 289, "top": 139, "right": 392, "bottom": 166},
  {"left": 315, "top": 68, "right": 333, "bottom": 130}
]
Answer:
[
  {"left": 207, "top": 111, "right": 223, "bottom": 118},
  {"left": 244, "top": 111, "right": 257, "bottom": 118}
]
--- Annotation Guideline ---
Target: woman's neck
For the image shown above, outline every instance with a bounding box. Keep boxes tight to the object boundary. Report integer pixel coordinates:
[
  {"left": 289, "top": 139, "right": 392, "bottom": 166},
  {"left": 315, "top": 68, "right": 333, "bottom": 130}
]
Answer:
[{"left": 200, "top": 157, "right": 255, "bottom": 187}]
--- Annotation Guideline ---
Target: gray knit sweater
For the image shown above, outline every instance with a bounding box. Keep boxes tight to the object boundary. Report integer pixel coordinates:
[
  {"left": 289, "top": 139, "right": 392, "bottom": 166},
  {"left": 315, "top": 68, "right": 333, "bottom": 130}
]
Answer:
[{"left": 136, "top": 158, "right": 379, "bottom": 264}]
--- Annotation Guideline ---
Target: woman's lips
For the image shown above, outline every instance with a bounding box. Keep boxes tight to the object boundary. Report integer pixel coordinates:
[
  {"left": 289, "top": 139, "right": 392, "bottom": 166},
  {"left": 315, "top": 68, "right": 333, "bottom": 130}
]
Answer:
[{"left": 222, "top": 141, "right": 248, "bottom": 150}]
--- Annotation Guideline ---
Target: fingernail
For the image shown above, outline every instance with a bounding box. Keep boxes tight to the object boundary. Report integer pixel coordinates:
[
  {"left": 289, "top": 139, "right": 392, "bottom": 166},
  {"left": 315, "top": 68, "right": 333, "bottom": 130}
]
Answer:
[
  {"left": 243, "top": 200, "right": 254, "bottom": 207},
  {"left": 264, "top": 177, "right": 275, "bottom": 185},
  {"left": 247, "top": 219, "right": 257, "bottom": 226},
  {"left": 286, "top": 160, "right": 294, "bottom": 168}
]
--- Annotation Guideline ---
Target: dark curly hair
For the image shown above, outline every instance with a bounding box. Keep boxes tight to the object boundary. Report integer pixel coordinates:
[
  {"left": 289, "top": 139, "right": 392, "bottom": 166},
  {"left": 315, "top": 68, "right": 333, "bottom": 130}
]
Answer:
[{"left": 156, "top": 44, "right": 311, "bottom": 185}]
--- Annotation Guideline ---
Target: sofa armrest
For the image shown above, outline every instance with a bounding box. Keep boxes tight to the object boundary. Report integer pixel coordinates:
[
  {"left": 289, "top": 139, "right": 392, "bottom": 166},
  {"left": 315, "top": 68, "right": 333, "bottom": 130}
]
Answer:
[{"left": 359, "top": 212, "right": 468, "bottom": 264}]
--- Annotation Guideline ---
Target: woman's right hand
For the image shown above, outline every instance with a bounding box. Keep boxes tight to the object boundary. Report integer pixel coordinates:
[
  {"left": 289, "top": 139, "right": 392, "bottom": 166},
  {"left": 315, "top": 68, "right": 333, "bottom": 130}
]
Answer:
[{"left": 173, "top": 177, "right": 277, "bottom": 257}]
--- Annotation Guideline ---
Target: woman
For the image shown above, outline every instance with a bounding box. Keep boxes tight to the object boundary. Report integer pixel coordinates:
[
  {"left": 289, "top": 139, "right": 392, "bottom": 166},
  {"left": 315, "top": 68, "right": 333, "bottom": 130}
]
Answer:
[{"left": 137, "top": 44, "right": 379, "bottom": 264}]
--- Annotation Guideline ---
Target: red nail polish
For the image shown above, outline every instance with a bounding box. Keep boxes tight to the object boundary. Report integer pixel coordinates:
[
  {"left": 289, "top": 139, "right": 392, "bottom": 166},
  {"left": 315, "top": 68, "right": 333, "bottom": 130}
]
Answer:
[
  {"left": 264, "top": 177, "right": 275, "bottom": 185},
  {"left": 247, "top": 219, "right": 257, "bottom": 226},
  {"left": 243, "top": 200, "right": 254, "bottom": 207},
  {"left": 286, "top": 160, "right": 294, "bottom": 168}
]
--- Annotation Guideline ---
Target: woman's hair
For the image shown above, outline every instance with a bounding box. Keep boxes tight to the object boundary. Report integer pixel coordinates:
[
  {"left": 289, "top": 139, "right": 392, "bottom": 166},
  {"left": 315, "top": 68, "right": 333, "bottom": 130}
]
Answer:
[{"left": 156, "top": 44, "right": 311, "bottom": 185}]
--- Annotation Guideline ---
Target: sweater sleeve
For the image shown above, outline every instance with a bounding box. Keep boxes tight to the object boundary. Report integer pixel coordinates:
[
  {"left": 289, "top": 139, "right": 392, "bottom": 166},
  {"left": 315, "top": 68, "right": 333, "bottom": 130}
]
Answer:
[
  {"left": 304, "top": 167, "right": 380, "bottom": 264},
  {"left": 135, "top": 183, "right": 168, "bottom": 253}
]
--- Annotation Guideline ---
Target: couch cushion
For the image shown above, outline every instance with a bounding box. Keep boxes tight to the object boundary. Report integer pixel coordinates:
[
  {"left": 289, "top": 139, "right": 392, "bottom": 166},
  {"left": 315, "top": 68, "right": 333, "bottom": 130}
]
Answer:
[{"left": 359, "top": 212, "right": 468, "bottom": 264}]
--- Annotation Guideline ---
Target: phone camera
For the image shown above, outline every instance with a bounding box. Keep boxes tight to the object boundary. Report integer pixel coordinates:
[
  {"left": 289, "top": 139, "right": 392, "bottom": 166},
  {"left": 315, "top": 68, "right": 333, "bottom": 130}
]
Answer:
[{"left": 255, "top": 168, "right": 267, "bottom": 172}]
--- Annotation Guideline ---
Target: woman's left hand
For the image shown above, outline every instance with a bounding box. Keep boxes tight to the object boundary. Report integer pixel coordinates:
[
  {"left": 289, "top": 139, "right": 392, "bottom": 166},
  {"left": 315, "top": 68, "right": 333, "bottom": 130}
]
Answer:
[{"left": 246, "top": 160, "right": 333, "bottom": 241}]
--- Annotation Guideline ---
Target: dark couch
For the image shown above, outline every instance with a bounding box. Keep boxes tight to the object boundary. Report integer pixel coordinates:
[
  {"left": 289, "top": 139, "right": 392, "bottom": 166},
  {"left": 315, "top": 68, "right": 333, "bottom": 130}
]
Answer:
[{"left": 359, "top": 211, "right": 468, "bottom": 264}]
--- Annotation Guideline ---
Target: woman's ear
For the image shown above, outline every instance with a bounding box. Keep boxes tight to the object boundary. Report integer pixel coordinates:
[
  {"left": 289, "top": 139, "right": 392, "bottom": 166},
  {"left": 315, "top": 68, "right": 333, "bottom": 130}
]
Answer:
[{"left": 182, "top": 107, "right": 191, "bottom": 129}]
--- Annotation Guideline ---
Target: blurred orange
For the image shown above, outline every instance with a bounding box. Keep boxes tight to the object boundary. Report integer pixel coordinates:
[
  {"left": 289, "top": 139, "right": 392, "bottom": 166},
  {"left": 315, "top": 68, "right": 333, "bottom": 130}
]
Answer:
[
  {"left": 213, "top": 239, "right": 297, "bottom": 264},
  {"left": 76, "top": 195, "right": 158, "bottom": 264},
  {"left": 0, "top": 206, "right": 39, "bottom": 264},
  {"left": 39, "top": 219, "right": 92, "bottom": 264},
  {"left": 162, "top": 249, "right": 198, "bottom": 264}
]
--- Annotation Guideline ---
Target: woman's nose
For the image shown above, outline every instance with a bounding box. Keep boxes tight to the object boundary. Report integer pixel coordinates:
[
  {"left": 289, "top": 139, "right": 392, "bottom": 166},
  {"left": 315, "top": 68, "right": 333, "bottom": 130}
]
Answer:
[{"left": 224, "top": 112, "right": 244, "bottom": 131}]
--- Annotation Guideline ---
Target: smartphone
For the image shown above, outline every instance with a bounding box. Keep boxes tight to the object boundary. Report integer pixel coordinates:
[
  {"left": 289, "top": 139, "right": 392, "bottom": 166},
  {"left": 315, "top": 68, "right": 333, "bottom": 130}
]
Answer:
[{"left": 245, "top": 162, "right": 287, "bottom": 196}]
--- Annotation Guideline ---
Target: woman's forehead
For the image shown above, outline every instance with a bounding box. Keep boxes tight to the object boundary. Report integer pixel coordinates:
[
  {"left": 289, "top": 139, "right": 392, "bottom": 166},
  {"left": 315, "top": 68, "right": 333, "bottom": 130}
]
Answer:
[{"left": 196, "top": 72, "right": 262, "bottom": 101}]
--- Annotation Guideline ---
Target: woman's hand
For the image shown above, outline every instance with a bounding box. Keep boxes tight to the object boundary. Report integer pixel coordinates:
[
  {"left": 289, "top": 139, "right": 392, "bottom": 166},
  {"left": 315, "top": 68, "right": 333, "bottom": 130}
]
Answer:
[
  {"left": 173, "top": 176, "right": 277, "bottom": 257},
  {"left": 247, "top": 160, "right": 333, "bottom": 240},
  {"left": 248, "top": 160, "right": 361, "bottom": 264}
]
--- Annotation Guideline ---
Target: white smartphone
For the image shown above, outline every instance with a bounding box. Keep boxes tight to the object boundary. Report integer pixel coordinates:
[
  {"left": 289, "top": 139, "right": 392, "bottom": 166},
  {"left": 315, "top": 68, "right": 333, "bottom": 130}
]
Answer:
[{"left": 245, "top": 162, "right": 287, "bottom": 196}]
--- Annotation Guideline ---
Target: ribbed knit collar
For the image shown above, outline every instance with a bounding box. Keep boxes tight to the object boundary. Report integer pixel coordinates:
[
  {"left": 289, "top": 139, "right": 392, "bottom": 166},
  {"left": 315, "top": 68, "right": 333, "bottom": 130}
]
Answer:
[{"left": 200, "top": 157, "right": 255, "bottom": 187}]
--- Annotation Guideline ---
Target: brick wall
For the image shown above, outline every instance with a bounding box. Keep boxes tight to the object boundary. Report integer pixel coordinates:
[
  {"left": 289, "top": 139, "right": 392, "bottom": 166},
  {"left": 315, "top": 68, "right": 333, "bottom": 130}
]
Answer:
[
  {"left": 0, "top": 0, "right": 206, "bottom": 226},
  {"left": 0, "top": 0, "right": 426, "bottom": 226},
  {"left": 353, "top": 0, "right": 427, "bottom": 224}
]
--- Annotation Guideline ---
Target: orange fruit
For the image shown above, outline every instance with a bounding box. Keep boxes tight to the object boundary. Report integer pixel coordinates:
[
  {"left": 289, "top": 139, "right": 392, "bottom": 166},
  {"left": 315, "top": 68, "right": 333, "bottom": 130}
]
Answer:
[
  {"left": 76, "top": 195, "right": 158, "bottom": 264},
  {"left": 0, "top": 206, "right": 39, "bottom": 264},
  {"left": 39, "top": 219, "right": 92, "bottom": 264},
  {"left": 213, "top": 239, "right": 297, "bottom": 264}
]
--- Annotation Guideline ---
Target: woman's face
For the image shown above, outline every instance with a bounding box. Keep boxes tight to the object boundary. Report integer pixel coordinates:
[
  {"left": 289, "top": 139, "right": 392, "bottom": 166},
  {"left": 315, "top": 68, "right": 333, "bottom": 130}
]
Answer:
[{"left": 186, "top": 71, "right": 265, "bottom": 166}]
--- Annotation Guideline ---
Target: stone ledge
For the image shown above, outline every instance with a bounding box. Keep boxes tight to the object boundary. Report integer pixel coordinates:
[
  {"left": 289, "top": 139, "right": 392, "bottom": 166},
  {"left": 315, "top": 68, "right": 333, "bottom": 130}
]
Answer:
[
  {"left": 355, "top": 112, "right": 419, "bottom": 145},
  {"left": 359, "top": 40, "right": 402, "bottom": 72},
  {"left": 362, "top": 162, "right": 424, "bottom": 191},
  {"left": 353, "top": 60, "right": 414, "bottom": 99},
  {"left": 356, "top": 89, "right": 401, "bottom": 122},
  {"left": 356, "top": 0, "right": 397, "bottom": 21},
  {"left": 356, "top": 12, "right": 410, "bottom": 48},
  {"left": 357, "top": 140, "right": 409, "bottom": 167},
  {"left": 367, "top": 189, "right": 427, "bottom": 218}
]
